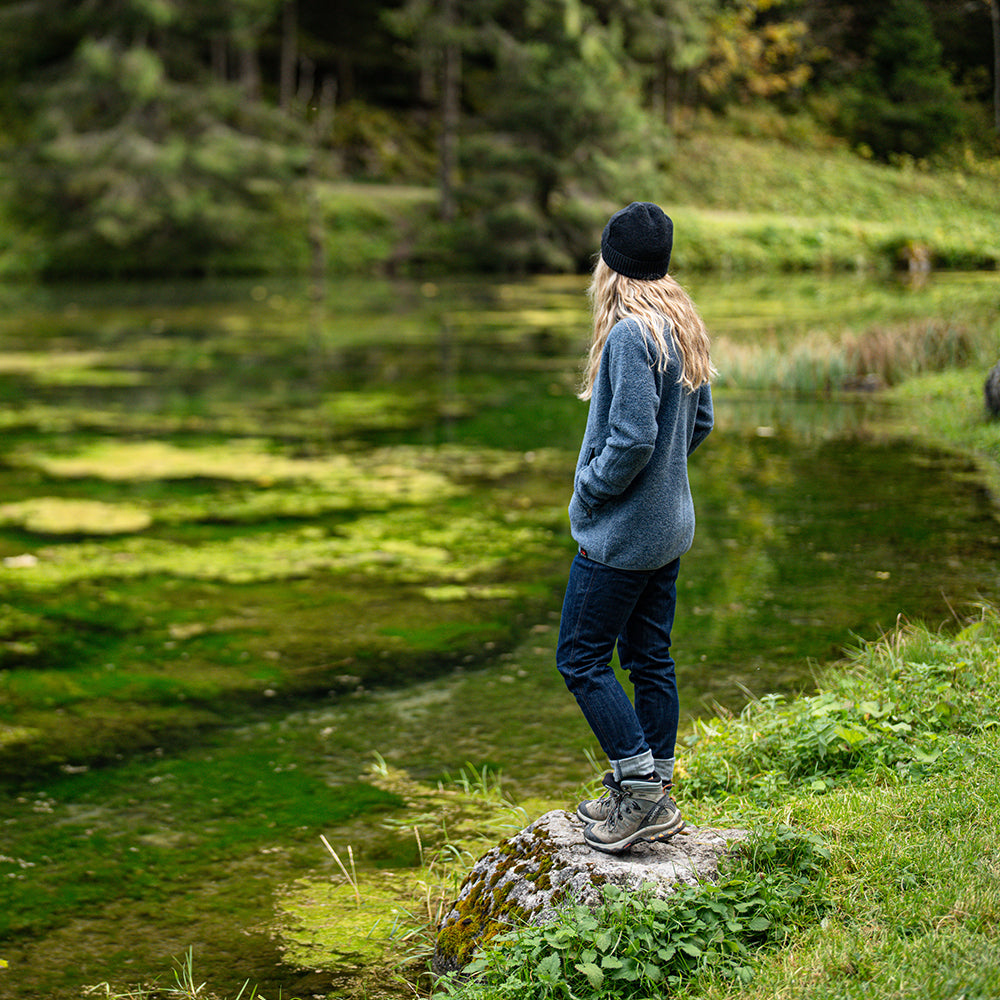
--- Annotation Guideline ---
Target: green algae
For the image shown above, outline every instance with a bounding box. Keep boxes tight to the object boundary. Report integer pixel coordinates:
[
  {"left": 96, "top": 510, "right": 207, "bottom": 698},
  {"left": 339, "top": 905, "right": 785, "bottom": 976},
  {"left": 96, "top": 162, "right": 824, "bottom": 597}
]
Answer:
[
  {"left": 0, "top": 349, "right": 147, "bottom": 386},
  {"left": 3, "top": 508, "right": 557, "bottom": 590},
  {"left": 0, "top": 734, "right": 411, "bottom": 999},
  {"left": 0, "top": 498, "right": 153, "bottom": 535},
  {"left": 273, "top": 762, "right": 547, "bottom": 990},
  {"left": 279, "top": 873, "right": 425, "bottom": 971}
]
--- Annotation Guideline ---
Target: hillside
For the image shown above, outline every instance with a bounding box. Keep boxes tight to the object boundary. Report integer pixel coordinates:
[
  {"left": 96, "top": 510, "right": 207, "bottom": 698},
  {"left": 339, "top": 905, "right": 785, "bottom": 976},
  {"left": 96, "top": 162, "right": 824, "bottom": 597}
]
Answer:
[{"left": 322, "top": 124, "right": 1000, "bottom": 277}]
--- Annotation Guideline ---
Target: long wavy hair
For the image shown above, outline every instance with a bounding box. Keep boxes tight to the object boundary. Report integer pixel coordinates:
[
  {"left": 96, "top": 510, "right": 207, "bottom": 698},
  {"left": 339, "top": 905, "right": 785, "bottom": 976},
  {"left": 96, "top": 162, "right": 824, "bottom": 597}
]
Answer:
[{"left": 579, "top": 257, "right": 715, "bottom": 400}]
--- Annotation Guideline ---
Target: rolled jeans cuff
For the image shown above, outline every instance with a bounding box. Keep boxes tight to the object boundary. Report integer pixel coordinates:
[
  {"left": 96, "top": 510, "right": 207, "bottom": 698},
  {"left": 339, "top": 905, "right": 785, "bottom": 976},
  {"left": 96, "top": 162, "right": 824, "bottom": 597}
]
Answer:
[{"left": 612, "top": 750, "right": 655, "bottom": 781}]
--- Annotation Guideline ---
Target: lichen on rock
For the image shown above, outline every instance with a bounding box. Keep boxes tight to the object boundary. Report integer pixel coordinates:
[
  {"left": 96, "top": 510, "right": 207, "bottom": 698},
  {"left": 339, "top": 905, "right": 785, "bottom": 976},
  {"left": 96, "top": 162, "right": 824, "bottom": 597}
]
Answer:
[{"left": 433, "top": 809, "right": 747, "bottom": 975}]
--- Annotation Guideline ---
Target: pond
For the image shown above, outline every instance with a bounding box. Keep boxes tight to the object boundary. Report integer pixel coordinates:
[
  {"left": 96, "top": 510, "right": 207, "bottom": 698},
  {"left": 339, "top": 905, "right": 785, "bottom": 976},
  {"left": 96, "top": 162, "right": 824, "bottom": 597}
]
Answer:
[{"left": 0, "top": 272, "right": 997, "bottom": 999}]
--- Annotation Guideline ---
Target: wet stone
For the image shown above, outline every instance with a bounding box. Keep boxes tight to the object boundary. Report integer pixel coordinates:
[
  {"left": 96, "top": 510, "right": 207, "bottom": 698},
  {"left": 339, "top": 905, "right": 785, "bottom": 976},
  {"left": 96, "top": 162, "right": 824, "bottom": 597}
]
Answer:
[{"left": 433, "top": 809, "right": 748, "bottom": 975}]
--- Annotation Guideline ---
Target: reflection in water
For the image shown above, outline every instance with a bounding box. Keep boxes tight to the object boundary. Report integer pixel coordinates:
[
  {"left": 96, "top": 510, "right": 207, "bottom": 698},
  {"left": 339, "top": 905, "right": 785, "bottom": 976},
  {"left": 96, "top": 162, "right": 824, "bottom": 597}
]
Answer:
[{"left": 683, "top": 402, "right": 1000, "bottom": 707}]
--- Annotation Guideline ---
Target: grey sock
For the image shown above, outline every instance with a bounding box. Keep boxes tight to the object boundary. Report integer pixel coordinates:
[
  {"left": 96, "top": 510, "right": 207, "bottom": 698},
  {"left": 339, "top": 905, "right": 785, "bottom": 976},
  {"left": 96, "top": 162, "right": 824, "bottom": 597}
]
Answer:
[{"left": 653, "top": 757, "right": 676, "bottom": 784}]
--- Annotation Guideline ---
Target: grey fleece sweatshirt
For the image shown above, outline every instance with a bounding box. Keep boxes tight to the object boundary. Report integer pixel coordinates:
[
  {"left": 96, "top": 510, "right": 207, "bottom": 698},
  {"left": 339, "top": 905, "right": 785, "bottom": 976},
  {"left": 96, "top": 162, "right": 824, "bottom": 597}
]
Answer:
[{"left": 569, "top": 316, "right": 713, "bottom": 571}]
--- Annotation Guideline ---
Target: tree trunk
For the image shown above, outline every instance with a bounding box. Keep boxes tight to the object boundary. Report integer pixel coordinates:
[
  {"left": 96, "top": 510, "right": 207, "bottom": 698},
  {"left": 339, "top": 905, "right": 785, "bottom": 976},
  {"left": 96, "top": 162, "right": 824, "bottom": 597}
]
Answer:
[
  {"left": 238, "top": 36, "right": 262, "bottom": 102},
  {"left": 211, "top": 36, "right": 228, "bottom": 81},
  {"left": 663, "top": 66, "right": 680, "bottom": 128},
  {"left": 439, "top": 0, "right": 460, "bottom": 222},
  {"left": 308, "top": 78, "right": 337, "bottom": 299},
  {"left": 280, "top": 0, "right": 298, "bottom": 110}
]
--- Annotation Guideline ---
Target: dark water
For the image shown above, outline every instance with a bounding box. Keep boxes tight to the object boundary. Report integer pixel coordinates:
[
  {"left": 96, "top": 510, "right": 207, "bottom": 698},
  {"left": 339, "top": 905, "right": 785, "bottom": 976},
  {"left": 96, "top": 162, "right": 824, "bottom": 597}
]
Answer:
[{"left": 0, "top": 274, "right": 998, "bottom": 999}]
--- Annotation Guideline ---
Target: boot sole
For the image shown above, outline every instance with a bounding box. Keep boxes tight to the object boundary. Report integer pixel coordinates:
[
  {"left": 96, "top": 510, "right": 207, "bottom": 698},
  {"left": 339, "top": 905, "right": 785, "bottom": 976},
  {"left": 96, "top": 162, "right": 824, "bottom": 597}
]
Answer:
[{"left": 583, "top": 814, "right": 685, "bottom": 854}]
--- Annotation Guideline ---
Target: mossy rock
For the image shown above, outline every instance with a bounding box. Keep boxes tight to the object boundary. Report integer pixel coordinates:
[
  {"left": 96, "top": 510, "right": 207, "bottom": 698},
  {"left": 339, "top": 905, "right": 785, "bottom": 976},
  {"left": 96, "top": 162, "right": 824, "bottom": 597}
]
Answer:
[{"left": 433, "top": 810, "right": 747, "bottom": 975}]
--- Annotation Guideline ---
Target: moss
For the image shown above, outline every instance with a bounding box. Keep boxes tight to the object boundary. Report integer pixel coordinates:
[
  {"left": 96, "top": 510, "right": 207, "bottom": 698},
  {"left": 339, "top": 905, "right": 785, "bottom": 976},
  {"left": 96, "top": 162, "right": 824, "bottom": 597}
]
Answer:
[{"left": 435, "top": 822, "right": 572, "bottom": 971}]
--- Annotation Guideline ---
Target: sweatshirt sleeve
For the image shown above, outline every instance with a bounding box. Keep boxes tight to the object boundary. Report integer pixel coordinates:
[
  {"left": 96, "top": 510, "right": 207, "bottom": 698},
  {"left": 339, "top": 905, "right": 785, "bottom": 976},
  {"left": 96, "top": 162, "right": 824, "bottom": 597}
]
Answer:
[
  {"left": 688, "top": 382, "right": 714, "bottom": 455},
  {"left": 575, "top": 323, "right": 660, "bottom": 508}
]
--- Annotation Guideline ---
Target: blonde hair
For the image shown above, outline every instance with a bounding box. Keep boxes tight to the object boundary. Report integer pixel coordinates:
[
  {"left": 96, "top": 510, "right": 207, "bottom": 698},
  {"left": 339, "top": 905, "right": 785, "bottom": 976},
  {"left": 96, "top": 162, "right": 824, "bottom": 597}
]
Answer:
[{"left": 579, "top": 257, "right": 715, "bottom": 400}]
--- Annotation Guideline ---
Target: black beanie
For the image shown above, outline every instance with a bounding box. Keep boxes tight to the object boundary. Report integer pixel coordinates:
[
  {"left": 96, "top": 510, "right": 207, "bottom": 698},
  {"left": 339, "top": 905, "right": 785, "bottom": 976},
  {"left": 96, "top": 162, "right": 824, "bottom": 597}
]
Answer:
[{"left": 600, "top": 202, "right": 673, "bottom": 280}]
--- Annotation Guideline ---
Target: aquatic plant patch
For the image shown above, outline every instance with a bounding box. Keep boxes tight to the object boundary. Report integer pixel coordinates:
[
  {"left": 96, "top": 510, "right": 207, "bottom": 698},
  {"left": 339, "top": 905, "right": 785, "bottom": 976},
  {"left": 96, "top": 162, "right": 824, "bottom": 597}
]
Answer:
[
  {"left": 8, "top": 437, "right": 462, "bottom": 491},
  {"left": 0, "top": 744, "right": 407, "bottom": 940},
  {"left": 0, "top": 355, "right": 149, "bottom": 390},
  {"left": 2, "top": 439, "right": 561, "bottom": 522},
  {"left": 0, "top": 498, "right": 153, "bottom": 535},
  {"left": 2, "top": 507, "right": 557, "bottom": 590},
  {"left": 0, "top": 557, "right": 564, "bottom": 778}
]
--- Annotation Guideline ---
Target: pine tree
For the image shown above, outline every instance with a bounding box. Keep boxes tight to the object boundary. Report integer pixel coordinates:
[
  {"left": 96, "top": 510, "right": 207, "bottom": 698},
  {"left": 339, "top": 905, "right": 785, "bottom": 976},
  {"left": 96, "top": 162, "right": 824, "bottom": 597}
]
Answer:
[
  {"left": 847, "top": 0, "right": 963, "bottom": 159},
  {"left": 4, "top": 0, "right": 310, "bottom": 276},
  {"left": 453, "top": 0, "right": 656, "bottom": 272}
]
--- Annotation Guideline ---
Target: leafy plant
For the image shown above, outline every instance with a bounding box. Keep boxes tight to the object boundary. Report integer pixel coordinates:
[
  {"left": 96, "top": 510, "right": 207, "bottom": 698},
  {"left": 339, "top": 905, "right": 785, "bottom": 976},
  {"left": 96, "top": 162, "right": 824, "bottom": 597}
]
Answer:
[
  {"left": 681, "top": 606, "right": 1000, "bottom": 802},
  {"left": 434, "top": 825, "right": 829, "bottom": 999}
]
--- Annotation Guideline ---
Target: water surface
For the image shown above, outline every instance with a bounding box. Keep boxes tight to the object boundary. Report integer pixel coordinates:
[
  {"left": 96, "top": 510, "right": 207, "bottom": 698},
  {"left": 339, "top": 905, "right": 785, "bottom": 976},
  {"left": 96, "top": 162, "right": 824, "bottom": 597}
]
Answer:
[{"left": 0, "top": 272, "right": 997, "bottom": 999}]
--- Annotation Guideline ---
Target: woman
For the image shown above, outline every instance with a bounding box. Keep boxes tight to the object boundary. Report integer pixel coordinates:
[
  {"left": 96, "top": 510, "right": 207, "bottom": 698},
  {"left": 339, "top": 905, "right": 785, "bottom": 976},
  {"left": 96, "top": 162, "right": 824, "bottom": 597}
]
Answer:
[{"left": 557, "top": 201, "right": 715, "bottom": 854}]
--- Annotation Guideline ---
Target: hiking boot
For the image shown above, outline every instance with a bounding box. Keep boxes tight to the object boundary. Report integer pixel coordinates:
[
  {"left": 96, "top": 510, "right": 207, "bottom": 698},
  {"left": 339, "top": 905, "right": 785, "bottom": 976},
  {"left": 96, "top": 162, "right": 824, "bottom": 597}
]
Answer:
[
  {"left": 576, "top": 772, "right": 623, "bottom": 824},
  {"left": 577, "top": 774, "right": 677, "bottom": 824},
  {"left": 583, "top": 778, "right": 685, "bottom": 854}
]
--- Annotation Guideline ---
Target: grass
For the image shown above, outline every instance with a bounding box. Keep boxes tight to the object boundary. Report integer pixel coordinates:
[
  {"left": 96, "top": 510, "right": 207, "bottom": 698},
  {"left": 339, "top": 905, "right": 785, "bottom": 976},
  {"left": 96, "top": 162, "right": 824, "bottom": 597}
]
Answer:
[
  {"left": 685, "top": 744, "right": 1000, "bottom": 1000},
  {"left": 714, "top": 314, "right": 994, "bottom": 394},
  {"left": 81, "top": 948, "right": 265, "bottom": 1000},
  {"left": 312, "top": 122, "right": 1000, "bottom": 277},
  {"left": 699, "top": 271, "right": 1000, "bottom": 394},
  {"left": 430, "top": 605, "right": 1000, "bottom": 1000},
  {"left": 727, "top": 771, "right": 1000, "bottom": 1000},
  {"left": 659, "top": 126, "right": 1000, "bottom": 273}
]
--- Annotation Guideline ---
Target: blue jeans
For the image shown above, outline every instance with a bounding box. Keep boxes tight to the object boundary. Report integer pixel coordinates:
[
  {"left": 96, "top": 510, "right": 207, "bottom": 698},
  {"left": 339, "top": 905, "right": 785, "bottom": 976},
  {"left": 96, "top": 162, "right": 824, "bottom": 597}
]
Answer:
[{"left": 556, "top": 552, "right": 681, "bottom": 776}]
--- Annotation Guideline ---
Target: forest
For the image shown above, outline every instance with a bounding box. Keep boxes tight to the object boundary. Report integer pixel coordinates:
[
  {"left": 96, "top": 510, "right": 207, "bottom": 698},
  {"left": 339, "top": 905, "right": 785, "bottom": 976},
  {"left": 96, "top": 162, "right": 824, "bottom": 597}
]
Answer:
[{"left": 0, "top": 0, "right": 997, "bottom": 278}]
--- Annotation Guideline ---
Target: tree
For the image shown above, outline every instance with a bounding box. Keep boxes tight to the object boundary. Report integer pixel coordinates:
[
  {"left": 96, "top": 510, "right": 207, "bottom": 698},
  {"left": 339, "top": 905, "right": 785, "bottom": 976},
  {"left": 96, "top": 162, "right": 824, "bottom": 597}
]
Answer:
[
  {"left": 844, "top": 0, "right": 963, "bottom": 159},
  {"left": 699, "top": 0, "right": 816, "bottom": 106},
  {"left": 384, "top": 0, "right": 471, "bottom": 220},
  {"left": 4, "top": 0, "right": 310, "bottom": 275},
  {"left": 453, "top": 0, "right": 656, "bottom": 272},
  {"left": 989, "top": 0, "right": 1000, "bottom": 133},
  {"left": 611, "top": 0, "right": 715, "bottom": 124}
]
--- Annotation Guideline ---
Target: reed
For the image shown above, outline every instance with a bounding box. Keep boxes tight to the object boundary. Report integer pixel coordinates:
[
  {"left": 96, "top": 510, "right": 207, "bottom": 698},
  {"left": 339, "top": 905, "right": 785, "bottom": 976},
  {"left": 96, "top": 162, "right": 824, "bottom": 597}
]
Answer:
[
  {"left": 715, "top": 317, "right": 992, "bottom": 394},
  {"left": 320, "top": 835, "right": 361, "bottom": 907}
]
